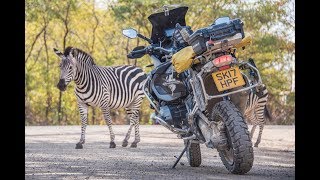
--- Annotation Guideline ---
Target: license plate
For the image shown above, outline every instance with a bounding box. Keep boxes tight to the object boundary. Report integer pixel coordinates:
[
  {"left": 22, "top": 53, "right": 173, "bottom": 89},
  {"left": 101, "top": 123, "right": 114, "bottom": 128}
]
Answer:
[{"left": 212, "top": 66, "right": 246, "bottom": 92}]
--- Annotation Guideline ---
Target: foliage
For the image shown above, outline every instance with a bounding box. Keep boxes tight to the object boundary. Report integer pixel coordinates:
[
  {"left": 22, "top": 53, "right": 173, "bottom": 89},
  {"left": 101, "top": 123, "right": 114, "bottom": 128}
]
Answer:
[{"left": 25, "top": 0, "right": 295, "bottom": 125}]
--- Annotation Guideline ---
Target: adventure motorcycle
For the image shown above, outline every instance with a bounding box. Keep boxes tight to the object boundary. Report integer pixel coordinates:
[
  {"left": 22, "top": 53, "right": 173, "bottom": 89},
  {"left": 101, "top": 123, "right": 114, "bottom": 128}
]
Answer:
[{"left": 122, "top": 5, "right": 262, "bottom": 174}]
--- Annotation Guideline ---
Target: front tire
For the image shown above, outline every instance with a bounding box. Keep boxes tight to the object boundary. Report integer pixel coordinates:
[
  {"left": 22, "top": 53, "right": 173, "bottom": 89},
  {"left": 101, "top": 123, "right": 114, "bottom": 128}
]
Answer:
[
  {"left": 184, "top": 140, "right": 202, "bottom": 167},
  {"left": 212, "top": 101, "right": 254, "bottom": 174}
]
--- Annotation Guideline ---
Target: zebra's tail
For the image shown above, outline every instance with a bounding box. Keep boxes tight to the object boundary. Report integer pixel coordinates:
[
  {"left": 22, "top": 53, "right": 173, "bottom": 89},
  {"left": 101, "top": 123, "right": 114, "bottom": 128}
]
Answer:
[{"left": 264, "top": 105, "right": 273, "bottom": 121}]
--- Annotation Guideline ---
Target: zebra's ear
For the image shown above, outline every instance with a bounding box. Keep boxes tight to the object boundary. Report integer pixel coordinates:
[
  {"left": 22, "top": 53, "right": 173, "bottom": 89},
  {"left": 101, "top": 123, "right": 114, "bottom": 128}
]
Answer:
[
  {"left": 53, "top": 48, "right": 64, "bottom": 59},
  {"left": 69, "top": 48, "right": 78, "bottom": 65},
  {"left": 70, "top": 48, "right": 78, "bottom": 58}
]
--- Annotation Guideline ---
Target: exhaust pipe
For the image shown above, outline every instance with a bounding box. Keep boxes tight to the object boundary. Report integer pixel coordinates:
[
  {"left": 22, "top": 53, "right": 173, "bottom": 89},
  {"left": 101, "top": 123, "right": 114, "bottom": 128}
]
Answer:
[{"left": 151, "top": 113, "right": 189, "bottom": 134}]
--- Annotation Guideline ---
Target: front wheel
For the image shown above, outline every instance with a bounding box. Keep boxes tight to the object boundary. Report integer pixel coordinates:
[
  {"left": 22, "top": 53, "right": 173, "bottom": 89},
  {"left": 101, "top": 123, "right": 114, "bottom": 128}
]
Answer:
[
  {"left": 184, "top": 140, "right": 202, "bottom": 167},
  {"left": 212, "top": 101, "right": 254, "bottom": 174}
]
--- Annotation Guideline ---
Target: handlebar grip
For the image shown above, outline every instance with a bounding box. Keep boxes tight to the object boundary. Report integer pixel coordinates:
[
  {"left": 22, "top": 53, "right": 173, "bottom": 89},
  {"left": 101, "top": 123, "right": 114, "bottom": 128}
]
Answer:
[{"left": 127, "top": 48, "right": 147, "bottom": 59}]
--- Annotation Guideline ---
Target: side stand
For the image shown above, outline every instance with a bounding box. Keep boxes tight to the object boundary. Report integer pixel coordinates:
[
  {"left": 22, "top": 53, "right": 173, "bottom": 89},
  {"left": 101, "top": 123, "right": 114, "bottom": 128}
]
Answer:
[{"left": 171, "top": 140, "right": 189, "bottom": 169}]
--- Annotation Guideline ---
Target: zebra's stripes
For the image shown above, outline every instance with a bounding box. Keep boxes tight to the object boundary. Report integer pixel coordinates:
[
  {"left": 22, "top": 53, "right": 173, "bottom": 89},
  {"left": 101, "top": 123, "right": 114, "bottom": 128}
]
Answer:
[
  {"left": 54, "top": 47, "right": 147, "bottom": 149},
  {"left": 244, "top": 83, "right": 271, "bottom": 147}
]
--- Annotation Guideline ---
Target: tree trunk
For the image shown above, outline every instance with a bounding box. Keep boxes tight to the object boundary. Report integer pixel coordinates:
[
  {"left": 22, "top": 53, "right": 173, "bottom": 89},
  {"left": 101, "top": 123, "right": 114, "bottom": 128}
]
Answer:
[
  {"left": 43, "top": 17, "right": 51, "bottom": 124},
  {"left": 65, "top": 113, "right": 68, "bottom": 125},
  {"left": 134, "top": 27, "right": 140, "bottom": 66},
  {"left": 92, "top": 108, "right": 96, "bottom": 125},
  {"left": 57, "top": 1, "right": 71, "bottom": 125},
  {"left": 125, "top": 38, "right": 130, "bottom": 65},
  {"left": 58, "top": 91, "right": 62, "bottom": 124},
  {"left": 89, "top": 2, "right": 98, "bottom": 126}
]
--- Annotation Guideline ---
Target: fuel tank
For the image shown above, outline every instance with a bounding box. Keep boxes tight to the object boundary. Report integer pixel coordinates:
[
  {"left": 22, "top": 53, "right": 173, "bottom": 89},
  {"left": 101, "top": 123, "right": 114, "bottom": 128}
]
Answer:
[{"left": 150, "top": 61, "right": 187, "bottom": 102}]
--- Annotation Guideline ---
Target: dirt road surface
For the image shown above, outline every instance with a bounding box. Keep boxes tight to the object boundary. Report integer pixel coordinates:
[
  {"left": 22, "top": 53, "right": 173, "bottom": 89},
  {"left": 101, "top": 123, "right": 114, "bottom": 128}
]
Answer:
[{"left": 25, "top": 125, "right": 295, "bottom": 179}]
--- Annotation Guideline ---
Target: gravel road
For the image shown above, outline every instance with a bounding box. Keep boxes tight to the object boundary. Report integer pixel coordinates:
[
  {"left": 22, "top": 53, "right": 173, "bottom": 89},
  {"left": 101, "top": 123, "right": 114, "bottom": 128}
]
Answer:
[{"left": 25, "top": 125, "right": 295, "bottom": 179}]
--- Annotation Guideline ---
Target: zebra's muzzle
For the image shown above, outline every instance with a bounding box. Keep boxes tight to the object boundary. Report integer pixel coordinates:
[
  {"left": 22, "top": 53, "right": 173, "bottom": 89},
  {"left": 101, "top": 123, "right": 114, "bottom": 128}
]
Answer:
[{"left": 57, "top": 79, "right": 67, "bottom": 91}]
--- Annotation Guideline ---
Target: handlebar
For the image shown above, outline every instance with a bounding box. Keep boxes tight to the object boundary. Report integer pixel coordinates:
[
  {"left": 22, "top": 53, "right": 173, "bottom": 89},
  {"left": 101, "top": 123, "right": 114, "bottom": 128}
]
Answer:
[
  {"left": 128, "top": 46, "right": 173, "bottom": 59},
  {"left": 153, "top": 47, "right": 173, "bottom": 54}
]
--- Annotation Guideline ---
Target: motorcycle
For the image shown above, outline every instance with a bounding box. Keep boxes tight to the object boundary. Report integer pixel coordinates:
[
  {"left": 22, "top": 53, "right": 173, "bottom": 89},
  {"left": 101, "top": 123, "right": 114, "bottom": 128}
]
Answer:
[{"left": 122, "top": 5, "right": 262, "bottom": 174}]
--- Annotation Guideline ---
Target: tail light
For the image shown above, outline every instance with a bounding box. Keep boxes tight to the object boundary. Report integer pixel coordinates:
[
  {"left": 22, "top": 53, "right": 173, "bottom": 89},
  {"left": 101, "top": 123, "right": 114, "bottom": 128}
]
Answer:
[
  {"left": 212, "top": 55, "right": 233, "bottom": 67},
  {"left": 218, "top": 65, "right": 230, "bottom": 71}
]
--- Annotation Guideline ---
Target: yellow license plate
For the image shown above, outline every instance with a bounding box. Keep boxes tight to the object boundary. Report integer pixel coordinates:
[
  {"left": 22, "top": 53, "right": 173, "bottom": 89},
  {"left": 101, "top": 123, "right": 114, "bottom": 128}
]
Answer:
[{"left": 212, "top": 66, "right": 246, "bottom": 92}]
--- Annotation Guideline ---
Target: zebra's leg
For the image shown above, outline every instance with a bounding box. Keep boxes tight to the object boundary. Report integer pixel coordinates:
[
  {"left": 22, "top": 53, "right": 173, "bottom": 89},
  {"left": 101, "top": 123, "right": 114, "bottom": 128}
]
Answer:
[
  {"left": 122, "top": 108, "right": 134, "bottom": 147},
  {"left": 130, "top": 110, "right": 141, "bottom": 148},
  {"left": 102, "top": 108, "right": 116, "bottom": 148},
  {"left": 254, "top": 125, "right": 264, "bottom": 147},
  {"left": 76, "top": 102, "right": 89, "bottom": 149},
  {"left": 250, "top": 125, "right": 257, "bottom": 140}
]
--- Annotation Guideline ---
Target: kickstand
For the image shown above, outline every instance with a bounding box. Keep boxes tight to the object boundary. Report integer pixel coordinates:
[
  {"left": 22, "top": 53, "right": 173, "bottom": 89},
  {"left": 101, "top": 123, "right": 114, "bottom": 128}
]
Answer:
[{"left": 171, "top": 140, "right": 189, "bottom": 169}]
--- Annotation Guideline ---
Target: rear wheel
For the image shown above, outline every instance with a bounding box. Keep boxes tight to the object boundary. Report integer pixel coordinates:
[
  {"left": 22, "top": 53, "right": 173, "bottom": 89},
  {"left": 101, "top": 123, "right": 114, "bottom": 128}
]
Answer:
[
  {"left": 212, "top": 101, "right": 254, "bottom": 174},
  {"left": 184, "top": 140, "right": 202, "bottom": 167}
]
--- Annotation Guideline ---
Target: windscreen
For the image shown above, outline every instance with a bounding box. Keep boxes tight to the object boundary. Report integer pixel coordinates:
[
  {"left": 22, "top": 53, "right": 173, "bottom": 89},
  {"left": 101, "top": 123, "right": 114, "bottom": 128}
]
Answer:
[{"left": 148, "top": 6, "right": 188, "bottom": 44}]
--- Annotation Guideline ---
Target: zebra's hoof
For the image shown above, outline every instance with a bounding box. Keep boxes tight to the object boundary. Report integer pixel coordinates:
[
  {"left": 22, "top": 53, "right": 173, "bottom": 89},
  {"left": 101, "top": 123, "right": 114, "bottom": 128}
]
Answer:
[
  {"left": 254, "top": 144, "right": 259, "bottom": 147},
  {"left": 75, "top": 143, "right": 83, "bottom": 149},
  {"left": 110, "top": 142, "right": 116, "bottom": 148},
  {"left": 122, "top": 141, "right": 128, "bottom": 147},
  {"left": 130, "top": 143, "right": 137, "bottom": 148}
]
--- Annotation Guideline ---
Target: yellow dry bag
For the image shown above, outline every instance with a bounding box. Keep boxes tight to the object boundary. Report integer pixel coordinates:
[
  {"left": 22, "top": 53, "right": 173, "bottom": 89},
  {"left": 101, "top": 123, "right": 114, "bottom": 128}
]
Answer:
[{"left": 172, "top": 46, "right": 199, "bottom": 73}]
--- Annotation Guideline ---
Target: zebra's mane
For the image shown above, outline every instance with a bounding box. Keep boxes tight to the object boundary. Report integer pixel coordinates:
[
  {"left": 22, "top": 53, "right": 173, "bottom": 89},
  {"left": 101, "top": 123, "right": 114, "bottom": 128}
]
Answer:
[{"left": 64, "top": 46, "right": 96, "bottom": 66}]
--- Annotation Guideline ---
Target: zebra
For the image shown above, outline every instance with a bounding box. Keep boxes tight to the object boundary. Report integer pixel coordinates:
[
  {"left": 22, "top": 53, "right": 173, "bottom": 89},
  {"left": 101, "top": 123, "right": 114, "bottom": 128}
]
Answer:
[
  {"left": 54, "top": 46, "right": 147, "bottom": 149},
  {"left": 244, "top": 83, "right": 272, "bottom": 147}
]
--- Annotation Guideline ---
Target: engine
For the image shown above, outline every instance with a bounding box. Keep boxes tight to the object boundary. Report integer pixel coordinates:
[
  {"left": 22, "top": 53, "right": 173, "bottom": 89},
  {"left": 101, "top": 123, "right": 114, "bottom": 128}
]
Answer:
[{"left": 159, "top": 101, "right": 188, "bottom": 128}]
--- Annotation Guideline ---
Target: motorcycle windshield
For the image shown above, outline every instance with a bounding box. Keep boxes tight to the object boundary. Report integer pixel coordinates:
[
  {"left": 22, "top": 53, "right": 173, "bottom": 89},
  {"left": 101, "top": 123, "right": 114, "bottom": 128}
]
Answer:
[{"left": 148, "top": 6, "right": 188, "bottom": 44}]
